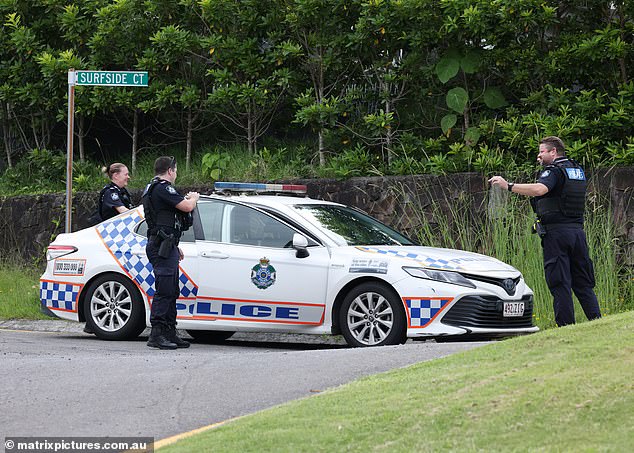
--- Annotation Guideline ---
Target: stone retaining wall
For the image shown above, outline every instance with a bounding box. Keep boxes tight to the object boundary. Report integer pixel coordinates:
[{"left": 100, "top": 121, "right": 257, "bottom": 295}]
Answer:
[{"left": 1, "top": 168, "right": 632, "bottom": 266}]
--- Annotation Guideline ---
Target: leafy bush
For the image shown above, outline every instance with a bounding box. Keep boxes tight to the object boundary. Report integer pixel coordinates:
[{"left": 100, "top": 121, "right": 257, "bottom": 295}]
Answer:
[
  {"left": 0, "top": 149, "right": 102, "bottom": 194},
  {"left": 481, "top": 83, "right": 634, "bottom": 168},
  {"left": 320, "top": 144, "right": 382, "bottom": 179},
  {"left": 201, "top": 151, "right": 230, "bottom": 181}
]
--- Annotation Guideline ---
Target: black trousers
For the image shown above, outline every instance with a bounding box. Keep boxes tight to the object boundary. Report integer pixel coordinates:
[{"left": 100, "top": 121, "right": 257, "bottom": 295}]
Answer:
[
  {"left": 146, "top": 240, "right": 180, "bottom": 328},
  {"left": 541, "top": 227, "right": 602, "bottom": 326}
]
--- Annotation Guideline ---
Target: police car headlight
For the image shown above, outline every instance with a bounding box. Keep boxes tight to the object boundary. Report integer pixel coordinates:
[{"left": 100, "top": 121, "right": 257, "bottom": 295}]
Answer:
[{"left": 402, "top": 267, "right": 476, "bottom": 289}]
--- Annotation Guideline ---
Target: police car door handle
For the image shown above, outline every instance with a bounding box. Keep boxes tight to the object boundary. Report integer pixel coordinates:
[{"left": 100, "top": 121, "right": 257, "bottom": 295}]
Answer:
[{"left": 200, "top": 251, "right": 229, "bottom": 259}]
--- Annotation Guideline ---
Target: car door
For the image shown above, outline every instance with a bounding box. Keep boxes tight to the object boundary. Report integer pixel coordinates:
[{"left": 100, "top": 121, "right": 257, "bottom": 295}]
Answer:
[{"left": 193, "top": 199, "right": 330, "bottom": 329}]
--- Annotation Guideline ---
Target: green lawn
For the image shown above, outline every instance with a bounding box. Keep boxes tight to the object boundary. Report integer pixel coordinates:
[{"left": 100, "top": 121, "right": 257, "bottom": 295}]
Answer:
[
  {"left": 0, "top": 263, "right": 47, "bottom": 319},
  {"left": 159, "top": 311, "right": 634, "bottom": 452}
]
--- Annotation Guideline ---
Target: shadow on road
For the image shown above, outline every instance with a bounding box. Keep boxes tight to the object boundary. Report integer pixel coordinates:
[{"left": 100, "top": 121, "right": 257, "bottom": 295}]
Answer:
[{"left": 57, "top": 331, "right": 350, "bottom": 351}]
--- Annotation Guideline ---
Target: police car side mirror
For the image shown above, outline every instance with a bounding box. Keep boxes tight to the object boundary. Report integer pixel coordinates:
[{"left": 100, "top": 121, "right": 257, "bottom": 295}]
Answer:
[{"left": 292, "top": 233, "right": 310, "bottom": 258}]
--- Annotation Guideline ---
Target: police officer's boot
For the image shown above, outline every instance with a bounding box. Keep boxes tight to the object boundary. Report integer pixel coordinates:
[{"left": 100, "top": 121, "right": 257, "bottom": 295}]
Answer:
[
  {"left": 147, "top": 325, "right": 177, "bottom": 350},
  {"left": 166, "top": 325, "right": 190, "bottom": 349}
]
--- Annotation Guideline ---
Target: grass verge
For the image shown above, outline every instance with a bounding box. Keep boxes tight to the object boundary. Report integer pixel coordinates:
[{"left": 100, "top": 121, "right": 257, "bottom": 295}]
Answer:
[
  {"left": 160, "top": 311, "right": 634, "bottom": 452},
  {"left": 0, "top": 263, "right": 47, "bottom": 319}
]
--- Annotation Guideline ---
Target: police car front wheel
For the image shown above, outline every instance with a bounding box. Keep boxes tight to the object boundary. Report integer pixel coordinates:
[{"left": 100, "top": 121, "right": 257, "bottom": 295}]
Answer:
[
  {"left": 339, "top": 282, "right": 406, "bottom": 347},
  {"left": 83, "top": 274, "right": 146, "bottom": 340}
]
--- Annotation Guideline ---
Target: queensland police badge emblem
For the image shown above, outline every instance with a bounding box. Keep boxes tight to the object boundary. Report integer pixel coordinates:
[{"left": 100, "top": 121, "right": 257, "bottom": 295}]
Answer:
[{"left": 251, "top": 257, "right": 276, "bottom": 289}]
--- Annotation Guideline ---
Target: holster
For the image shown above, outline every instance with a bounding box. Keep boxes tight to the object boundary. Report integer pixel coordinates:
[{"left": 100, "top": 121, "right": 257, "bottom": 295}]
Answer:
[{"left": 156, "top": 230, "right": 176, "bottom": 258}]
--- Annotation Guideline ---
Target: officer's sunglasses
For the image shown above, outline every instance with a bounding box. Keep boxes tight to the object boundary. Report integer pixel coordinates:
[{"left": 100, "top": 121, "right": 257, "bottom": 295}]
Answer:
[{"left": 169, "top": 156, "right": 177, "bottom": 171}]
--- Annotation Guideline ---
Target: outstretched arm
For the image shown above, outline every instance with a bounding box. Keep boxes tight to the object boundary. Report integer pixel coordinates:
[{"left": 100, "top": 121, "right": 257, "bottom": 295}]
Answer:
[{"left": 488, "top": 176, "right": 549, "bottom": 196}]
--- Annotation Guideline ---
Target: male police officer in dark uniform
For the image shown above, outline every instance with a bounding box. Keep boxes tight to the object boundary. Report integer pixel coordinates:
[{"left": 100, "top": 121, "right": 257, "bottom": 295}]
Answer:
[
  {"left": 99, "top": 163, "right": 133, "bottom": 221},
  {"left": 142, "top": 156, "right": 199, "bottom": 349},
  {"left": 489, "top": 136, "right": 601, "bottom": 326}
]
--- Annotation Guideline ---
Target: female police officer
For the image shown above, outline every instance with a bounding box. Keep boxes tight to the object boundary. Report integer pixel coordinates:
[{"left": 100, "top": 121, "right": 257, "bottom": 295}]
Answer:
[
  {"left": 98, "top": 163, "right": 133, "bottom": 221},
  {"left": 85, "top": 162, "right": 134, "bottom": 335},
  {"left": 142, "top": 156, "right": 199, "bottom": 349},
  {"left": 489, "top": 136, "right": 601, "bottom": 327}
]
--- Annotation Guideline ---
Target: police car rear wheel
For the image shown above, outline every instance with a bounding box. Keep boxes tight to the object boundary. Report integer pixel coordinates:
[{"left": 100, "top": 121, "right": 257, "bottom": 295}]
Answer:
[
  {"left": 83, "top": 274, "right": 145, "bottom": 340},
  {"left": 186, "top": 330, "right": 234, "bottom": 343},
  {"left": 339, "top": 282, "right": 406, "bottom": 347}
]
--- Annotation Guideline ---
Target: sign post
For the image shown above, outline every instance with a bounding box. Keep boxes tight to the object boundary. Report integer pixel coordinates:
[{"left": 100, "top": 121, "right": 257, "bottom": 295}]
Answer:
[
  {"left": 66, "top": 70, "right": 76, "bottom": 235},
  {"left": 65, "top": 70, "right": 148, "bottom": 233}
]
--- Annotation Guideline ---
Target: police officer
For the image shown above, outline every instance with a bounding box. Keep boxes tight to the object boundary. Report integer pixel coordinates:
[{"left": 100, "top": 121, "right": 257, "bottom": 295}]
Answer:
[
  {"left": 489, "top": 136, "right": 601, "bottom": 326},
  {"left": 84, "top": 162, "right": 134, "bottom": 335},
  {"left": 99, "top": 163, "right": 133, "bottom": 221},
  {"left": 142, "top": 156, "right": 199, "bottom": 349}
]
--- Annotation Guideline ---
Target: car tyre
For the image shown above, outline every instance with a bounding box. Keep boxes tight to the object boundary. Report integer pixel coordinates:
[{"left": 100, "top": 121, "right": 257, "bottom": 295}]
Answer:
[
  {"left": 186, "top": 330, "right": 234, "bottom": 343},
  {"left": 339, "top": 282, "right": 406, "bottom": 347},
  {"left": 83, "top": 274, "right": 146, "bottom": 340}
]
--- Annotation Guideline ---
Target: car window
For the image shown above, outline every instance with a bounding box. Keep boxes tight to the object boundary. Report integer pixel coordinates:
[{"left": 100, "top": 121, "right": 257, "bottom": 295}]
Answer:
[
  {"left": 198, "top": 200, "right": 225, "bottom": 242},
  {"left": 252, "top": 206, "right": 322, "bottom": 246},
  {"left": 180, "top": 225, "right": 195, "bottom": 242},
  {"left": 227, "top": 204, "right": 296, "bottom": 248},
  {"left": 136, "top": 221, "right": 148, "bottom": 237},
  {"left": 293, "top": 204, "right": 416, "bottom": 246}
]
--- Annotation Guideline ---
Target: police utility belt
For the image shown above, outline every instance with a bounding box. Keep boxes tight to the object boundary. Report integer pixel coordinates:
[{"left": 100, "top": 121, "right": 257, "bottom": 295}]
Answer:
[{"left": 532, "top": 220, "right": 583, "bottom": 238}]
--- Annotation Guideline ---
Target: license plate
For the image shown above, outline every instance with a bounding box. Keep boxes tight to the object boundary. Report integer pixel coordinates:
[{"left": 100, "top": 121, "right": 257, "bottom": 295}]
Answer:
[{"left": 503, "top": 302, "right": 524, "bottom": 317}]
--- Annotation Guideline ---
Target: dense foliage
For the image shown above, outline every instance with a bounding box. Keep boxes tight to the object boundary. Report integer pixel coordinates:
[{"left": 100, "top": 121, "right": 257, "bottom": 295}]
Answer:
[{"left": 1, "top": 0, "right": 633, "bottom": 184}]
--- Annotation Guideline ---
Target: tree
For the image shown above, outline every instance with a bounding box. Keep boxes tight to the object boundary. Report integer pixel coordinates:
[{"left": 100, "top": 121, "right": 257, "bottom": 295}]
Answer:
[
  {"left": 350, "top": 0, "right": 415, "bottom": 164},
  {"left": 199, "top": 0, "right": 298, "bottom": 154},
  {"left": 88, "top": 0, "right": 161, "bottom": 172},
  {"left": 0, "top": 9, "right": 55, "bottom": 158},
  {"left": 286, "top": 0, "right": 359, "bottom": 166},
  {"left": 54, "top": 1, "right": 108, "bottom": 162},
  {"left": 0, "top": 0, "right": 632, "bottom": 177},
  {"left": 139, "top": 19, "right": 212, "bottom": 172}
]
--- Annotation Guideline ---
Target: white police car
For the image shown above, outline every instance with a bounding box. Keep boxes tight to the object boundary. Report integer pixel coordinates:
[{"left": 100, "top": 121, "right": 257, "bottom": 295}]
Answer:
[{"left": 40, "top": 182, "right": 538, "bottom": 347}]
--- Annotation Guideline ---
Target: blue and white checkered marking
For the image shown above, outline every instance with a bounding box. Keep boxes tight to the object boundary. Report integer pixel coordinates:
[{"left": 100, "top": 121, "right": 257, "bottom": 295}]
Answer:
[
  {"left": 179, "top": 273, "right": 197, "bottom": 298},
  {"left": 97, "top": 211, "right": 198, "bottom": 299},
  {"left": 40, "top": 281, "right": 81, "bottom": 311},
  {"left": 357, "top": 247, "right": 487, "bottom": 271},
  {"left": 406, "top": 298, "right": 451, "bottom": 327}
]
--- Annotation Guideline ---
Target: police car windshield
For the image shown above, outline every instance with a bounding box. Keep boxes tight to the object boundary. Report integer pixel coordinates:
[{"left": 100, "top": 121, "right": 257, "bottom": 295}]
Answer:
[{"left": 293, "top": 204, "right": 415, "bottom": 246}]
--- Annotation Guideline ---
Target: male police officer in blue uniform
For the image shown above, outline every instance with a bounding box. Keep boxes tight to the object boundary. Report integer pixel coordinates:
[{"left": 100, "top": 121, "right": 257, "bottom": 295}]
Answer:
[
  {"left": 143, "top": 156, "right": 199, "bottom": 349},
  {"left": 489, "top": 136, "right": 601, "bottom": 326}
]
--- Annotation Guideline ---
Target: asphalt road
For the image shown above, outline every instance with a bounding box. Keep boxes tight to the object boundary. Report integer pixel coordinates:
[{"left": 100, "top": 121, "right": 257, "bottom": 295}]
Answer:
[{"left": 0, "top": 321, "right": 488, "bottom": 443}]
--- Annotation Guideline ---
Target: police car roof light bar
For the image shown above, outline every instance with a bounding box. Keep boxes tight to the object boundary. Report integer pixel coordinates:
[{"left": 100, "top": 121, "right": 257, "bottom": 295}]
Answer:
[{"left": 214, "top": 182, "right": 307, "bottom": 194}]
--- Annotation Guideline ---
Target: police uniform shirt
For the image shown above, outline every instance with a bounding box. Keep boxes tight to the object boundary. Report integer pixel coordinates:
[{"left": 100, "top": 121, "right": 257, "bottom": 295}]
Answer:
[
  {"left": 535, "top": 157, "right": 583, "bottom": 224},
  {"left": 101, "top": 183, "right": 132, "bottom": 220},
  {"left": 536, "top": 160, "right": 564, "bottom": 193},
  {"left": 149, "top": 181, "right": 185, "bottom": 222}
]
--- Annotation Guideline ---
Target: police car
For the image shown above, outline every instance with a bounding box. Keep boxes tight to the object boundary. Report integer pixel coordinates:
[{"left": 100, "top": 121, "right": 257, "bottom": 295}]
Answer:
[{"left": 40, "top": 182, "right": 538, "bottom": 347}]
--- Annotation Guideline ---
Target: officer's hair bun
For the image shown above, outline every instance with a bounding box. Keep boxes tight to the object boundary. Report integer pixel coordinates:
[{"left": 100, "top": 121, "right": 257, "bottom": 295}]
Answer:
[{"left": 104, "top": 163, "right": 126, "bottom": 179}]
